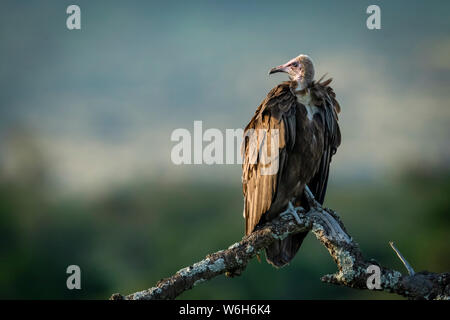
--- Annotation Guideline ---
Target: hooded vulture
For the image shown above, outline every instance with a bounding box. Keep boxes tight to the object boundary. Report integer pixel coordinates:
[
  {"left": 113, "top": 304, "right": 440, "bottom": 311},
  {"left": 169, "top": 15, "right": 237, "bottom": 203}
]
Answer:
[{"left": 242, "top": 54, "right": 341, "bottom": 267}]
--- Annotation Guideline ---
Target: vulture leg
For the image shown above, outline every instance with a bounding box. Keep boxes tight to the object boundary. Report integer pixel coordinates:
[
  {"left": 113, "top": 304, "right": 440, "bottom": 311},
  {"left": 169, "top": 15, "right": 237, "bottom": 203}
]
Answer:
[
  {"left": 279, "top": 201, "right": 303, "bottom": 224},
  {"left": 304, "top": 185, "right": 315, "bottom": 199},
  {"left": 304, "top": 185, "right": 318, "bottom": 208}
]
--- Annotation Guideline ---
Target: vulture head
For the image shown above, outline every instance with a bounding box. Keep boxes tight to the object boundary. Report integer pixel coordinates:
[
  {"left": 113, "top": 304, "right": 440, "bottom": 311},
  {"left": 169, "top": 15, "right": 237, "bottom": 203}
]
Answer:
[{"left": 269, "top": 54, "right": 315, "bottom": 90}]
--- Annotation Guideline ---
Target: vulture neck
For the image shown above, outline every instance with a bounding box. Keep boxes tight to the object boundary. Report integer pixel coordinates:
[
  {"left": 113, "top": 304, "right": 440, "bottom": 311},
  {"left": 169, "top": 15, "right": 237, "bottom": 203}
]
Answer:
[{"left": 293, "top": 82, "right": 318, "bottom": 122}]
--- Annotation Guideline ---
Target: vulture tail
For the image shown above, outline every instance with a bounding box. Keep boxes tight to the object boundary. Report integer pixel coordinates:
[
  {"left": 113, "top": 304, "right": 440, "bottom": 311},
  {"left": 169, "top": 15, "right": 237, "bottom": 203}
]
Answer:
[{"left": 265, "top": 232, "right": 308, "bottom": 268}]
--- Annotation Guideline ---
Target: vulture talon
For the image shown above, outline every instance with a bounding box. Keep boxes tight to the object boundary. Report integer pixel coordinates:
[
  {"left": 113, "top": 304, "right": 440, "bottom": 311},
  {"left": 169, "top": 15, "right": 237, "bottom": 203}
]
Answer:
[{"left": 280, "top": 201, "right": 302, "bottom": 224}]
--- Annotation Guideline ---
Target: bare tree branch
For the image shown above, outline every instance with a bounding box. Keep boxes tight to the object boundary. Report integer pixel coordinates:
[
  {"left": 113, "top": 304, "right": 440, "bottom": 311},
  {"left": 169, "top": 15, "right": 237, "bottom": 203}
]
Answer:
[
  {"left": 110, "top": 192, "right": 450, "bottom": 300},
  {"left": 389, "top": 241, "right": 415, "bottom": 276}
]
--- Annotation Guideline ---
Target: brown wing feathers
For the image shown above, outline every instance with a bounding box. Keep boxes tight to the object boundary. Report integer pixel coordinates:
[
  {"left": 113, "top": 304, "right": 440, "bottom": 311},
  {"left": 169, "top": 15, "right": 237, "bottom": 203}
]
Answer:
[
  {"left": 308, "top": 77, "right": 341, "bottom": 204},
  {"left": 242, "top": 83, "right": 296, "bottom": 235}
]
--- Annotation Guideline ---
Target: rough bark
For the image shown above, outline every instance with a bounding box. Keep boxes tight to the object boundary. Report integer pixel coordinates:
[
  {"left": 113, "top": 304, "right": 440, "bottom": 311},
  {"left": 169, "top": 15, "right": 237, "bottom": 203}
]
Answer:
[{"left": 110, "top": 192, "right": 450, "bottom": 300}]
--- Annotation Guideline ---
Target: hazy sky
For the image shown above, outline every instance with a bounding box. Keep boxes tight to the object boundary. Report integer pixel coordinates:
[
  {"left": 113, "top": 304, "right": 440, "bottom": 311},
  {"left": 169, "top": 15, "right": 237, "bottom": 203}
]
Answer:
[{"left": 1, "top": 0, "right": 449, "bottom": 192}]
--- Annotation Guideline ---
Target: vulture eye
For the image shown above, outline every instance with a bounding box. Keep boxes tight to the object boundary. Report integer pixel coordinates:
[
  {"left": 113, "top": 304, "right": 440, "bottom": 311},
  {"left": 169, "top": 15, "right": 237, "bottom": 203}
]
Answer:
[{"left": 291, "top": 62, "right": 298, "bottom": 67}]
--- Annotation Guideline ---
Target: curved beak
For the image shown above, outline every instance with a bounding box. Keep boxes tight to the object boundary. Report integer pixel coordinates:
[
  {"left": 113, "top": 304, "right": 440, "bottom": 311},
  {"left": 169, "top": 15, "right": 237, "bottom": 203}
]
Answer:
[{"left": 268, "top": 64, "right": 289, "bottom": 75}]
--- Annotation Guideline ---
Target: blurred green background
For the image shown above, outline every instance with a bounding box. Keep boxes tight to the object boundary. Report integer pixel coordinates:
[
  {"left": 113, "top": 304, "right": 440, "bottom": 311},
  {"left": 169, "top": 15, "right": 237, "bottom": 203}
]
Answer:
[{"left": 0, "top": 0, "right": 449, "bottom": 299}]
